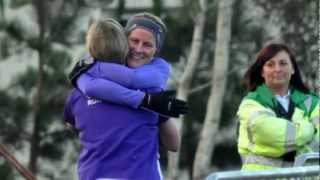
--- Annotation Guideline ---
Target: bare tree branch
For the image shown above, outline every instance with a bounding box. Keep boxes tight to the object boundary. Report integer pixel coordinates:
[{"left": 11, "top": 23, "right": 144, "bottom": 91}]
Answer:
[{"left": 0, "top": 144, "right": 36, "bottom": 180}]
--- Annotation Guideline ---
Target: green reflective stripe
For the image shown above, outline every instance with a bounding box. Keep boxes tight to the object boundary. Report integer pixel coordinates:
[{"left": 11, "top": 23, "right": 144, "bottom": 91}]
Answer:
[
  {"left": 304, "top": 96, "right": 312, "bottom": 113},
  {"left": 284, "top": 122, "right": 296, "bottom": 153},
  {"left": 242, "top": 154, "right": 286, "bottom": 167},
  {"left": 311, "top": 116, "right": 320, "bottom": 126}
]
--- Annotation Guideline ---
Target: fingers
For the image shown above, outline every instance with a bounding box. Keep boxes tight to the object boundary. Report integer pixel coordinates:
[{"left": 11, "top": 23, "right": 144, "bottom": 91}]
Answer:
[
  {"left": 68, "top": 57, "right": 95, "bottom": 86},
  {"left": 163, "top": 90, "right": 177, "bottom": 98},
  {"left": 169, "top": 99, "right": 189, "bottom": 115}
]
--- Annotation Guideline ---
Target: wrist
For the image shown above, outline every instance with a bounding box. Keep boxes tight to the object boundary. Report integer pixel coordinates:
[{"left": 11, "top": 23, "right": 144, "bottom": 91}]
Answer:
[{"left": 140, "top": 93, "right": 150, "bottom": 107}]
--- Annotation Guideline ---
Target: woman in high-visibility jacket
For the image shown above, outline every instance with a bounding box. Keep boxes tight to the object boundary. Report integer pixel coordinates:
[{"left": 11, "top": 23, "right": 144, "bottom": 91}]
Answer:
[{"left": 237, "top": 43, "right": 319, "bottom": 171}]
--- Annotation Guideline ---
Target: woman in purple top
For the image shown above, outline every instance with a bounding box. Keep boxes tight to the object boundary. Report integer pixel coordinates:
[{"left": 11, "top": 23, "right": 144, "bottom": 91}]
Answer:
[{"left": 64, "top": 14, "right": 187, "bottom": 180}]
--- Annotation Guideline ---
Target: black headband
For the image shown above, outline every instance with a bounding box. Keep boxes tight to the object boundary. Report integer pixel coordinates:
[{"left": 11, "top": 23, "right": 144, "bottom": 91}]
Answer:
[{"left": 125, "top": 17, "right": 165, "bottom": 55}]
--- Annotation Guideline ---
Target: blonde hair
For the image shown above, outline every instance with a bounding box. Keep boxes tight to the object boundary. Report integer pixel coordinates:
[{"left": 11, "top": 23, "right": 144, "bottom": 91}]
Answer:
[{"left": 86, "top": 18, "right": 128, "bottom": 63}]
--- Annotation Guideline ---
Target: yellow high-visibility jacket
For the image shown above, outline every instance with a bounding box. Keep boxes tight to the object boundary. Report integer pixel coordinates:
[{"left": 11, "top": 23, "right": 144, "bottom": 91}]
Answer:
[{"left": 237, "top": 84, "right": 319, "bottom": 170}]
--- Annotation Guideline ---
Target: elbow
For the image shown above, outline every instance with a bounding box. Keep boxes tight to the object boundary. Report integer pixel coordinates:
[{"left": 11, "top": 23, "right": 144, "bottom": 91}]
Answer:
[
  {"left": 168, "top": 144, "right": 179, "bottom": 152},
  {"left": 163, "top": 143, "right": 179, "bottom": 152},
  {"left": 82, "top": 85, "right": 93, "bottom": 96},
  {"left": 162, "top": 138, "right": 180, "bottom": 152},
  {"left": 81, "top": 82, "right": 98, "bottom": 98}
]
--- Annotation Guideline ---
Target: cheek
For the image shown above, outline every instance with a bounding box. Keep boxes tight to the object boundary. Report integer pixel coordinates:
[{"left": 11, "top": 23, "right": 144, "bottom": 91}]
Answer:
[
  {"left": 261, "top": 68, "right": 267, "bottom": 79},
  {"left": 128, "top": 44, "right": 135, "bottom": 51},
  {"left": 144, "top": 58, "right": 152, "bottom": 64},
  {"left": 289, "top": 67, "right": 295, "bottom": 75},
  {"left": 147, "top": 50, "right": 156, "bottom": 59},
  {"left": 127, "top": 60, "right": 139, "bottom": 68}
]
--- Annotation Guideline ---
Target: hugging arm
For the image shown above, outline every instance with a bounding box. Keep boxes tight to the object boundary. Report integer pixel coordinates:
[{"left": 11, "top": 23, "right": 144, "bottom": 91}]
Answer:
[
  {"left": 75, "top": 57, "right": 169, "bottom": 108},
  {"left": 63, "top": 90, "right": 78, "bottom": 135},
  {"left": 80, "top": 57, "right": 169, "bottom": 91},
  {"left": 77, "top": 74, "right": 145, "bottom": 108},
  {"left": 70, "top": 57, "right": 188, "bottom": 117},
  {"left": 158, "top": 116, "right": 180, "bottom": 152},
  {"left": 77, "top": 74, "right": 188, "bottom": 117}
]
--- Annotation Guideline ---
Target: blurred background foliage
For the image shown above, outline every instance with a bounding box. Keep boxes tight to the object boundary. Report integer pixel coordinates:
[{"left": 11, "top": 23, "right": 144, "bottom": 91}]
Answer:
[{"left": 0, "top": 0, "right": 318, "bottom": 179}]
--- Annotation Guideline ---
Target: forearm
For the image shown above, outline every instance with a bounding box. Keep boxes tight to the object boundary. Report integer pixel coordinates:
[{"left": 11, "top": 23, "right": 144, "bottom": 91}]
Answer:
[
  {"left": 159, "top": 118, "right": 180, "bottom": 152},
  {"left": 77, "top": 73, "right": 145, "bottom": 108},
  {"left": 90, "top": 59, "right": 169, "bottom": 90},
  {"left": 130, "top": 59, "right": 169, "bottom": 90},
  {"left": 299, "top": 106, "right": 320, "bottom": 152},
  {"left": 238, "top": 100, "right": 313, "bottom": 157},
  {"left": 249, "top": 115, "right": 314, "bottom": 157}
]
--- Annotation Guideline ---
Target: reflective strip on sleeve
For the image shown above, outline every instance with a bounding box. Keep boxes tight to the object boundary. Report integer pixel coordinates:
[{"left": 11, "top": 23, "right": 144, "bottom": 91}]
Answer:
[
  {"left": 284, "top": 122, "right": 296, "bottom": 153},
  {"left": 307, "top": 140, "right": 320, "bottom": 152},
  {"left": 242, "top": 154, "right": 289, "bottom": 167},
  {"left": 247, "top": 110, "right": 275, "bottom": 150},
  {"left": 247, "top": 110, "right": 296, "bottom": 153},
  {"left": 304, "top": 96, "right": 312, "bottom": 113},
  {"left": 311, "top": 116, "right": 320, "bottom": 126}
]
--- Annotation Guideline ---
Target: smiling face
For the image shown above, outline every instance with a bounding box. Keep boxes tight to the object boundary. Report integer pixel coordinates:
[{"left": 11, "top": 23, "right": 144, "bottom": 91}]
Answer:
[
  {"left": 126, "top": 28, "right": 157, "bottom": 68},
  {"left": 261, "top": 50, "right": 295, "bottom": 93}
]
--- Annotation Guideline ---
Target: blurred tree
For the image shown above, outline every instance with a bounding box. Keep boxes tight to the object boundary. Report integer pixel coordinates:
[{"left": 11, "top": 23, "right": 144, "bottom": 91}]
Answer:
[
  {"left": 0, "top": 161, "right": 14, "bottom": 180},
  {"left": 115, "top": 0, "right": 125, "bottom": 19},
  {"left": 166, "top": 0, "right": 208, "bottom": 180},
  {"left": 192, "top": 0, "right": 235, "bottom": 179},
  {"left": 0, "top": 0, "right": 86, "bottom": 178},
  {"left": 0, "top": 0, "right": 317, "bottom": 179},
  {"left": 0, "top": 0, "right": 4, "bottom": 18},
  {"left": 254, "top": 0, "right": 318, "bottom": 91},
  {"left": 0, "top": 144, "right": 36, "bottom": 180},
  {"left": 152, "top": 0, "right": 163, "bottom": 16}
]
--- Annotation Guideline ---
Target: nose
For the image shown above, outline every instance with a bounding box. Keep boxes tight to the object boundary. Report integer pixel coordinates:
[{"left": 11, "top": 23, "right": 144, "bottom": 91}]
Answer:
[
  {"left": 132, "top": 43, "right": 143, "bottom": 53},
  {"left": 274, "top": 63, "right": 282, "bottom": 72}
]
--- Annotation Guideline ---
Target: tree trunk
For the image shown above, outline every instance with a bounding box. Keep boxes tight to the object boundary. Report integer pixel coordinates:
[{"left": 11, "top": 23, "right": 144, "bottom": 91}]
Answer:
[
  {"left": 28, "top": 0, "right": 46, "bottom": 175},
  {"left": 166, "top": 1, "right": 208, "bottom": 180},
  {"left": 0, "top": 144, "right": 36, "bottom": 180},
  {"left": 192, "top": 0, "right": 234, "bottom": 179},
  {"left": 318, "top": 0, "right": 320, "bottom": 96}
]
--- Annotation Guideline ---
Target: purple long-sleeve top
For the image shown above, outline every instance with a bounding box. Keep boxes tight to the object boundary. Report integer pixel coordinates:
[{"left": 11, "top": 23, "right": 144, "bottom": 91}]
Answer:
[
  {"left": 63, "top": 57, "right": 169, "bottom": 180},
  {"left": 77, "top": 58, "right": 169, "bottom": 108}
]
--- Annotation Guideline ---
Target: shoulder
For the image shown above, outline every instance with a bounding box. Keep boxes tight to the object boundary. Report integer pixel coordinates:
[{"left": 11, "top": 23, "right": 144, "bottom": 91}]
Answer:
[
  {"left": 150, "top": 57, "right": 170, "bottom": 73},
  {"left": 238, "top": 95, "right": 276, "bottom": 118},
  {"left": 291, "top": 88, "right": 319, "bottom": 103},
  {"left": 65, "top": 88, "right": 83, "bottom": 105},
  {"left": 291, "top": 88, "right": 319, "bottom": 113},
  {"left": 88, "top": 61, "right": 125, "bottom": 74},
  {"left": 245, "top": 91, "right": 258, "bottom": 100},
  {"left": 150, "top": 57, "right": 169, "bottom": 67},
  {"left": 308, "top": 92, "right": 319, "bottom": 101},
  {"left": 239, "top": 90, "right": 270, "bottom": 111},
  {"left": 239, "top": 97, "right": 263, "bottom": 109}
]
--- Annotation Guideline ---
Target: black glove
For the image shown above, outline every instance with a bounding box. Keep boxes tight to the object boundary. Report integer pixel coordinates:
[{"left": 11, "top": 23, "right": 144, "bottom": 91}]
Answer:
[
  {"left": 139, "top": 90, "right": 188, "bottom": 118},
  {"left": 68, "top": 56, "right": 95, "bottom": 87}
]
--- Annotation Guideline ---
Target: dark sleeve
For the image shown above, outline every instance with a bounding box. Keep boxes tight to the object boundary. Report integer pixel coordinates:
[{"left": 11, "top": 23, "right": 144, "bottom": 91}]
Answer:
[{"left": 158, "top": 115, "right": 169, "bottom": 124}]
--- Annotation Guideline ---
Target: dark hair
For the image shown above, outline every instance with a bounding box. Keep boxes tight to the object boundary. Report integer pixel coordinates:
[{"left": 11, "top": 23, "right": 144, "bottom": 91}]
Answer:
[{"left": 244, "top": 43, "right": 309, "bottom": 93}]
